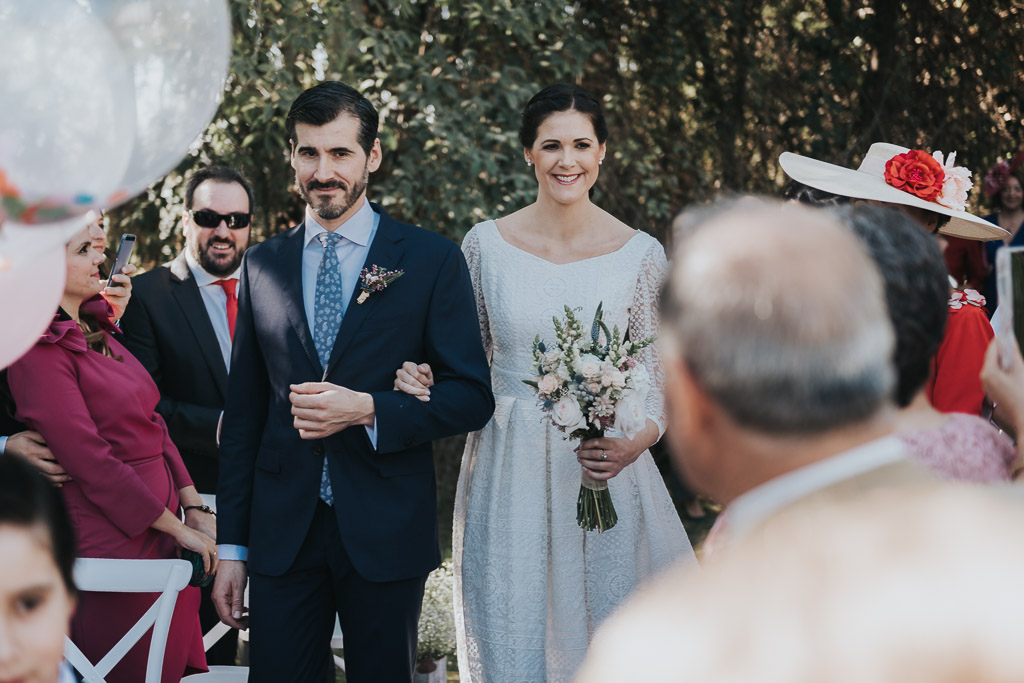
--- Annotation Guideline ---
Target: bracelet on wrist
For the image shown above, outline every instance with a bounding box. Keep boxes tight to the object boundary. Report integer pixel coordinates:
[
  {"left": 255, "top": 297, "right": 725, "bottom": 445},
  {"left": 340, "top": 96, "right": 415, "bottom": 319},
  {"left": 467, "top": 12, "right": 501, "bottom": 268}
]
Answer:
[{"left": 183, "top": 504, "right": 216, "bottom": 516}]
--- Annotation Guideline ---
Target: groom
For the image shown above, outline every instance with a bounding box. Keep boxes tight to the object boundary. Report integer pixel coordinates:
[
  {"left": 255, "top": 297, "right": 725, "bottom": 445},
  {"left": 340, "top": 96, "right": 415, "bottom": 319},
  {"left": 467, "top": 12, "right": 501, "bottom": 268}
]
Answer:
[{"left": 212, "top": 81, "right": 494, "bottom": 682}]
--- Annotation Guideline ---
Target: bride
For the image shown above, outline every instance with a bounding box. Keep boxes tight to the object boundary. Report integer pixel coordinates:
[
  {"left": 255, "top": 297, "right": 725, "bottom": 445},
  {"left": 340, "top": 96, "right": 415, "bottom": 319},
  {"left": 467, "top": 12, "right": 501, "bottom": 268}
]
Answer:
[{"left": 395, "top": 84, "right": 695, "bottom": 682}]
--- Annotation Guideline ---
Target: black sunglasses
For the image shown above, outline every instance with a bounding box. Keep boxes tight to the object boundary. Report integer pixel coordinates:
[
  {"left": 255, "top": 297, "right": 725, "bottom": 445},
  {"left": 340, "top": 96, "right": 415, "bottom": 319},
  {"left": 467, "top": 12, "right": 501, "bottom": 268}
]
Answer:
[{"left": 189, "top": 209, "right": 252, "bottom": 230}]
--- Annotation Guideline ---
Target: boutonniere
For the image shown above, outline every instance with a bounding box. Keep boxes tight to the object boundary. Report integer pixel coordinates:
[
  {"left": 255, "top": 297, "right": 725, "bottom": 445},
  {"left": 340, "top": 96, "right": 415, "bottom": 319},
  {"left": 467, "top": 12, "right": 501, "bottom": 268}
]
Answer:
[{"left": 357, "top": 265, "right": 404, "bottom": 304}]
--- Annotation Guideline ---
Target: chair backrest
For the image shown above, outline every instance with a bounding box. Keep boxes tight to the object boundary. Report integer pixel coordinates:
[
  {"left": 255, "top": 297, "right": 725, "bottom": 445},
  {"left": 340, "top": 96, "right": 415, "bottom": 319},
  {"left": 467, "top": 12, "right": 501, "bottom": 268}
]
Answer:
[{"left": 65, "top": 558, "right": 193, "bottom": 683}]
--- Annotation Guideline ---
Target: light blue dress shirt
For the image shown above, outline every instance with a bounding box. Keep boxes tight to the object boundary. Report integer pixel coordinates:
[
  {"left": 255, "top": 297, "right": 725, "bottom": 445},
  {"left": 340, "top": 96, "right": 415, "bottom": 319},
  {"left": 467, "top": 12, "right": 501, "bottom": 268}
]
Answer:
[{"left": 218, "top": 200, "right": 380, "bottom": 563}]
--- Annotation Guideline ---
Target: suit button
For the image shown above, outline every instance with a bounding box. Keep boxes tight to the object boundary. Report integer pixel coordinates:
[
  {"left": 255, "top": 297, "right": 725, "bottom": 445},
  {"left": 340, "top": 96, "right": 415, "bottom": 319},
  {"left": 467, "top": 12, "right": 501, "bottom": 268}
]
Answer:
[{"left": 312, "top": 444, "right": 324, "bottom": 457}]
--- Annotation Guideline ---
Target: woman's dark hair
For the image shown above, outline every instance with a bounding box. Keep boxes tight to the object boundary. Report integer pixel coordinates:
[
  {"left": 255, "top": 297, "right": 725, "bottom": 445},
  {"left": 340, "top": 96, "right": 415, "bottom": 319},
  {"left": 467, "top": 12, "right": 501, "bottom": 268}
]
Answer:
[
  {"left": 286, "top": 81, "right": 379, "bottom": 156},
  {"left": 0, "top": 455, "right": 78, "bottom": 595},
  {"left": 782, "top": 180, "right": 850, "bottom": 208},
  {"left": 518, "top": 84, "right": 609, "bottom": 149},
  {"left": 833, "top": 204, "right": 949, "bottom": 407},
  {"left": 79, "top": 308, "right": 122, "bottom": 362}
]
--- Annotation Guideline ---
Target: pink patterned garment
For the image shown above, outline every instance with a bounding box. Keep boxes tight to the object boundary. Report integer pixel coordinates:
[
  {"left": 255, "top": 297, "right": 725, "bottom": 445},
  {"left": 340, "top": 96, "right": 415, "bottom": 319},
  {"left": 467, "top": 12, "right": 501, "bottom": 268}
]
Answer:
[{"left": 900, "top": 413, "right": 1014, "bottom": 483}]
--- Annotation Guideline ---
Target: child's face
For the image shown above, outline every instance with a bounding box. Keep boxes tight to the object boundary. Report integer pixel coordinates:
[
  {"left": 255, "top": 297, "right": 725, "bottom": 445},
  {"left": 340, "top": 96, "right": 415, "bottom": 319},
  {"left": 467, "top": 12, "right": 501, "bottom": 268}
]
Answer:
[{"left": 0, "top": 524, "right": 75, "bottom": 683}]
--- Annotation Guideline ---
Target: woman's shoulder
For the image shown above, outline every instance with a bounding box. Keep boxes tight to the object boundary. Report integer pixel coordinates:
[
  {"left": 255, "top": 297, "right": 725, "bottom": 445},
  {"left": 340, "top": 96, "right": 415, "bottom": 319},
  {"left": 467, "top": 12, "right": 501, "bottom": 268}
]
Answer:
[
  {"left": 462, "top": 219, "right": 499, "bottom": 252},
  {"left": 628, "top": 229, "right": 665, "bottom": 256}
]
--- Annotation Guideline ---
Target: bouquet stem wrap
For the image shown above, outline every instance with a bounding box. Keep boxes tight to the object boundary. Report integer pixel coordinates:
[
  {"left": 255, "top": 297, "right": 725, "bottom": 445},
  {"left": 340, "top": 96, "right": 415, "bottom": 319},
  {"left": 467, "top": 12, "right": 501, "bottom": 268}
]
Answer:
[{"left": 576, "top": 427, "right": 618, "bottom": 532}]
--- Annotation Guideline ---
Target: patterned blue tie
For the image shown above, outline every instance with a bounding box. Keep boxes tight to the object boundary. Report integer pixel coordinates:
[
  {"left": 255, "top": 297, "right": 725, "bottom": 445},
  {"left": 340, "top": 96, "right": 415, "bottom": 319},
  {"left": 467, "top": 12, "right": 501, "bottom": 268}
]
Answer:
[{"left": 314, "top": 231, "right": 345, "bottom": 505}]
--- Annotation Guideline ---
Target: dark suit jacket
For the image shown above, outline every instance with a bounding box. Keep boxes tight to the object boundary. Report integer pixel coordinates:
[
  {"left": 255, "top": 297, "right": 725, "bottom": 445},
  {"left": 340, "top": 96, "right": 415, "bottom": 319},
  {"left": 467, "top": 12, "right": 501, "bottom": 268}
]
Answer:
[
  {"left": 119, "top": 253, "right": 229, "bottom": 493},
  {"left": 218, "top": 203, "right": 494, "bottom": 582}
]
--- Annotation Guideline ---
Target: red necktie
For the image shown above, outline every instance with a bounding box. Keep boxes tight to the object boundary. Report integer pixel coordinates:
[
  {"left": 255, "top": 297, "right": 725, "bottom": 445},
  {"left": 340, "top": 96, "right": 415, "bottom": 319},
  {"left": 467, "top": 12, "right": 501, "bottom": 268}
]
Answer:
[{"left": 217, "top": 278, "right": 238, "bottom": 340}]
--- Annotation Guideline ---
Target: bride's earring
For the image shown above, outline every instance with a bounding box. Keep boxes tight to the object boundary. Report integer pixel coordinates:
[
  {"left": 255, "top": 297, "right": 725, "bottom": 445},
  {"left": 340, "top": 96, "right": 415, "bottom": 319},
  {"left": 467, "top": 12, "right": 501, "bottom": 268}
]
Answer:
[
  {"left": 526, "top": 159, "right": 532, "bottom": 167},
  {"left": 599, "top": 158, "right": 604, "bottom": 165}
]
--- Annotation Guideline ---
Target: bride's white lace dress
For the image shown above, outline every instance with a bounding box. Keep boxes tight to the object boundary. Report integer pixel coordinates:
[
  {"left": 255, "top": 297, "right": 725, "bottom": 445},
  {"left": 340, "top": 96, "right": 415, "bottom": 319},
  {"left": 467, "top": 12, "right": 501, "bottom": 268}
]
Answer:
[{"left": 452, "top": 220, "right": 695, "bottom": 683}]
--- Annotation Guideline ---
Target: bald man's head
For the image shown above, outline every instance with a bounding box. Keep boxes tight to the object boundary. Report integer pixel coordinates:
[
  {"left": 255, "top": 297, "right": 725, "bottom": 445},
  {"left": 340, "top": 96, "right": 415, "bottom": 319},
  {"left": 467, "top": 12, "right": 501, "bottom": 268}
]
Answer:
[{"left": 662, "top": 199, "right": 895, "bottom": 434}]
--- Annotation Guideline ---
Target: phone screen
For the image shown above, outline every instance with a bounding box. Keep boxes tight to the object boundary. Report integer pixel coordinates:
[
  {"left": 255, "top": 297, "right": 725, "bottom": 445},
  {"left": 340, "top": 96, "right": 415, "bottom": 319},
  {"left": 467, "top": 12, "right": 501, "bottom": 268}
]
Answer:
[
  {"left": 106, "top": 234, "right": 136, "bottom": 288},
  {"left": 995, "top": 246, "right": 1024, "bottom": 369}
]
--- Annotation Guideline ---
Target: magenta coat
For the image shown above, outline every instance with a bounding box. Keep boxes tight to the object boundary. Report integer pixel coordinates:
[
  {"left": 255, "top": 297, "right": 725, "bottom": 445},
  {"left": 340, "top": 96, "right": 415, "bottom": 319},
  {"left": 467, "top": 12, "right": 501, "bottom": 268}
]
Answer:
[{"left": 7, "top": 296, "right": 207, "bottom": 682}]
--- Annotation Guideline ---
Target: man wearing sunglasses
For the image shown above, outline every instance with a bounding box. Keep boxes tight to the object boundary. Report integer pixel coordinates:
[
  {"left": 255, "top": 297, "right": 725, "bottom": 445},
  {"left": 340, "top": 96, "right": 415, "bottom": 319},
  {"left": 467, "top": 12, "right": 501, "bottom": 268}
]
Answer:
[{"left": 119, "top": 164, "right": 254, "bottom": 666}]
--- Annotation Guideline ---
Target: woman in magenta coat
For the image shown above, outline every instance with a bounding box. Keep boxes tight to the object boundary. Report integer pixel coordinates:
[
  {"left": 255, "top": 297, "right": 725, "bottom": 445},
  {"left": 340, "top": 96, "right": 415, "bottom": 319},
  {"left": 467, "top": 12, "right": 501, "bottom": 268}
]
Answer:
[{"left": 6, "top": 225, "right": 218, "bottom": 682}]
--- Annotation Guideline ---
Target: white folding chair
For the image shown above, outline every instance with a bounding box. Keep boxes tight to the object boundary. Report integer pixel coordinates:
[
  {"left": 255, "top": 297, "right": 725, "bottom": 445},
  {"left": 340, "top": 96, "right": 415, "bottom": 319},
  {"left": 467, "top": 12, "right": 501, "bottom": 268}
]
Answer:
[
  {"left": 182, "top": 664, "right": 251, "bottom": 681},
  {"left": 65, "top": 558, "right": 193, "bottom": 683}
]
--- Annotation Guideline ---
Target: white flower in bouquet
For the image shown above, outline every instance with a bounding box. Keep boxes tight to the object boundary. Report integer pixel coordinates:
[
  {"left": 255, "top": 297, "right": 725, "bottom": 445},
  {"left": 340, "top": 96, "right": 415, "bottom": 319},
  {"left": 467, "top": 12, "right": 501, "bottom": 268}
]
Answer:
[
  {"left": 541, "top": 350, "right": 561, "bottom": 373},
  {"left": 578, "top": 353, "right": 602, "bottom": 379},
  {"left": 613, "top": 392, "right": 647, "bottom": 439},
  {"left": 417, "top": 561, "right": 457, "bottom": 662},
  {"left": 537, "top": 373, "right": 561, "bottom": 395},
  {"left": 552, "top": 395, "right": 585, "bottom": 429},
  {"left": 629, "top": 363, "right": 651, "bottom": 397},
  {"left": 555, "top": 362, "right": 572, "bottom": 381},
  {"left": 600, "top": 361, "right": 626, "bottom": 389}
]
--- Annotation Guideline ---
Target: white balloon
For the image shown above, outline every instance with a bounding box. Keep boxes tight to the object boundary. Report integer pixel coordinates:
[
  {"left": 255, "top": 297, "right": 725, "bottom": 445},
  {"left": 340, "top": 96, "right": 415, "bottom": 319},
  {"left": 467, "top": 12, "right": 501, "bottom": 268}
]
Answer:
[
  {"left": 89, "top": 0, "right": 233, "bottom": 203},
  {"left": 0, "top": 214, "right": 93, "bottom": 270},
  {"left": 0, "top": 0, "right": 232, "bottom": 223},
  {"left": 0, "top": 226, "right": 67, "bottom": 369},
  {"left": 0, "top": 0, "right": 136, "bottom": 224}
]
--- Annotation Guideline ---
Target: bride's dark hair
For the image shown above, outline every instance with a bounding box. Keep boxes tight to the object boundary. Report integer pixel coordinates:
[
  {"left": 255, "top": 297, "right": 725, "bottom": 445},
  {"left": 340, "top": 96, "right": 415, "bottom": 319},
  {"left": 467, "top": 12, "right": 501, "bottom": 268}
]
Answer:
[{"left": 518, "top": 84, "right": 609, "bottom": 150}]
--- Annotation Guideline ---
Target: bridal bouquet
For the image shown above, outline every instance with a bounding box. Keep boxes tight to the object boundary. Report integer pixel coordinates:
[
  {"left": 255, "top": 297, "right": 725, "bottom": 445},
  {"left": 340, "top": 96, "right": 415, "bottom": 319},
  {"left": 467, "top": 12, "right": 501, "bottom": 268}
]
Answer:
[{"left": 524, "top": 303, "right": 654, "bottom": 532}]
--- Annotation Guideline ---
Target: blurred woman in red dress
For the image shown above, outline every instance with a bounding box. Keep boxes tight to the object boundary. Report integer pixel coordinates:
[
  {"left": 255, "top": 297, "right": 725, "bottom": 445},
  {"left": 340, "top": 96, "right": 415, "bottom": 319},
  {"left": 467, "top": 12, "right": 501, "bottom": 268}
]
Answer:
[{"left": 6, "top": 224, "right": 217, "bottom": 682}]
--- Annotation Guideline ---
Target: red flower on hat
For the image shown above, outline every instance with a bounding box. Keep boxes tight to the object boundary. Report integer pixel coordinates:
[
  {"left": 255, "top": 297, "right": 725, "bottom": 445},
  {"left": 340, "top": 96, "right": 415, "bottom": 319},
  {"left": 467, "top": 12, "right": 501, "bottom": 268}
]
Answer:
[{"left": 884, "top": 150, "right": 945, "bottom": 202}]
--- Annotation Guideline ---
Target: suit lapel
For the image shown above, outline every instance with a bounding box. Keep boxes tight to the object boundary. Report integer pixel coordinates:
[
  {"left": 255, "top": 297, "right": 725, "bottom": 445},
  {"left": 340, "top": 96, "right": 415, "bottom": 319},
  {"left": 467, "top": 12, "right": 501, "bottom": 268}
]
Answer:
[
  {"left": 279, "top": 223, "right": 323, "bottom": 374},
  {"left": 324, "top": 205, "right": 406, "bottom": 377},
  {"left": 168, "top": 255, "right": 229, "bottom": 398}
]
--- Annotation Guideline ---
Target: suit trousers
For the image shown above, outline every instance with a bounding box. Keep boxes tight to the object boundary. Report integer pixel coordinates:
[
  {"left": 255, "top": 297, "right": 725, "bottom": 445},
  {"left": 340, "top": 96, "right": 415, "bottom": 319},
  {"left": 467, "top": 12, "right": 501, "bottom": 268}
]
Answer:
[{"left": 248, "top": 500, "right": 428, "bottom": 683}]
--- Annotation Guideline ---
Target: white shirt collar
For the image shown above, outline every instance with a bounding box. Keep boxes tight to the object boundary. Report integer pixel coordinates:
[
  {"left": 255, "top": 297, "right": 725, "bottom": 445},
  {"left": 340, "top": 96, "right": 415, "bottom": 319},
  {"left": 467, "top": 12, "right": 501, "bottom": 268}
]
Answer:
[
  {"left": 303, "top": 199, "right": 374, "bottom": 248},
  {"left": 184, "top": 248, "right": 241, "bottom": 287},
  {"left": 725, "top": 435, "right": 907, "bottom": 541}
]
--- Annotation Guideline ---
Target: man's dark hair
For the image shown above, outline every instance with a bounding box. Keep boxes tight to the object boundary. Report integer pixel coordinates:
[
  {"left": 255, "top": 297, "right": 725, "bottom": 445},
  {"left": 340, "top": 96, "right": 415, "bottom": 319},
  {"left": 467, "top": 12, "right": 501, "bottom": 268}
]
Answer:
[
  {"left": 286, "top": 81, "right": 379, "bottom": 156},
  {"left": 184, "top": 165, "right": 255, "bottom": 215},
  {"left": 833, "top": 204, "right": 950, "bottom": 407},
  {"left": 0, "top": 455, "right": 78, "bottom": 596},
  {"left": 518, "top": 84, "right": 609, "bottom": 149}
]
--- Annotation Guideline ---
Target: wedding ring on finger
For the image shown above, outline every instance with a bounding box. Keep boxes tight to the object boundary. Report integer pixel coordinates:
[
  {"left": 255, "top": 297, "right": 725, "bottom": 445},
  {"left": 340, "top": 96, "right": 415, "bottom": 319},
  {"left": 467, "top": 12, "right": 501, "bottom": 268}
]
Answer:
[{"left": 601, "top": 451, "right": 608, "bottom": 460}]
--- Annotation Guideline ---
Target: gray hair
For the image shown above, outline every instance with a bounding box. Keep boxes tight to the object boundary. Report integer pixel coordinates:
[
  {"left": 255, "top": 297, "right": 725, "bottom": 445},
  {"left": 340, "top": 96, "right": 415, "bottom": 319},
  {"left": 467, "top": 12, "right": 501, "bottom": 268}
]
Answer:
[{"left": 662, "top": 198, "right": 895, "bottom": 434}]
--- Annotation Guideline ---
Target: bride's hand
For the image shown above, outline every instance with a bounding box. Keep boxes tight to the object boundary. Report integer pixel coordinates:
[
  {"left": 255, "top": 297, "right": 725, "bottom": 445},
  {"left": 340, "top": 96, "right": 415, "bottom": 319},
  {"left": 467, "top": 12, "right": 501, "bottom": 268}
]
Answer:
[
  {"left": 576, "top": 435, "right": 643, "bottom": 481},
  {"left": 394, "top": 362, "right": 434, "bottom": 402}
]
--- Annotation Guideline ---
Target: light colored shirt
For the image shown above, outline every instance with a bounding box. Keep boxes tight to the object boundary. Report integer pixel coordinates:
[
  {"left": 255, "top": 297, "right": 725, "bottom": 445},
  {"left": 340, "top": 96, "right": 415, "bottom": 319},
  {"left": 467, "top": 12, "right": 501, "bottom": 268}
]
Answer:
[
  {"left": 301, "top": 200, "right": 378, "bottom": 329},
  {"left": 0, "top": 435, "right": 7, "bottom": 455},
  {"left": 724, "top": 435, "right": 907, "bottom": 543},
  {"left": 184, "top": 250, "right": 239, "bottom": 371},
  {"left": 219, "top": 201, "right": 381, "bottom": 563}
]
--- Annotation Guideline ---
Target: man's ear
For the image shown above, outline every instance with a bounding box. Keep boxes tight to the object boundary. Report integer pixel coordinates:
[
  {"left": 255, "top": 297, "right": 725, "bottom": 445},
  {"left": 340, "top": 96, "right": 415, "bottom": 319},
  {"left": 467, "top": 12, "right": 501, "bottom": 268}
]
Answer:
[
  {"left": 367, "top": 137, "right": 383, "bottom": 173},
  {"left": 663, "top": 347, "right": 721, "bottom": 494}
]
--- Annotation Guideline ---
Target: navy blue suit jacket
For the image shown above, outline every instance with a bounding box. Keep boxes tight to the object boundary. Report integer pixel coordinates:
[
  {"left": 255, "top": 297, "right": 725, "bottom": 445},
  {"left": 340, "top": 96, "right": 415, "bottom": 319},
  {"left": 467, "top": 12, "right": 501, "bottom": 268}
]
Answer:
[{"left": 218, "top": 204, "right": 494, "bottom": 581}]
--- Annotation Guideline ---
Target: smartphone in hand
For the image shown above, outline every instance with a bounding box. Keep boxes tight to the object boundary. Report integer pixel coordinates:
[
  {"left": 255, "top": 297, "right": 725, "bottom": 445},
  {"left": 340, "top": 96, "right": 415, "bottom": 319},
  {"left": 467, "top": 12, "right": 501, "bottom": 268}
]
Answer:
[
  {"left": 995, "top": 246, "right": 1024, "bottom": 370},
  {"left": 105, "top": 234, "right": 136, "bottom": 288}
]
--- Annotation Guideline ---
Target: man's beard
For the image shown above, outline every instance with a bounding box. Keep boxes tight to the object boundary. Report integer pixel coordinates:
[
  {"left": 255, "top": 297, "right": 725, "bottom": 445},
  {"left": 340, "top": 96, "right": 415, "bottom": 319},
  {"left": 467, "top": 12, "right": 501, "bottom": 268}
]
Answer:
[
  {"left": 298, "top": 165, "right": 369, "bottom": 222},
  {"left": 196, "top": 239, "right": 244, "bottom": 277}
]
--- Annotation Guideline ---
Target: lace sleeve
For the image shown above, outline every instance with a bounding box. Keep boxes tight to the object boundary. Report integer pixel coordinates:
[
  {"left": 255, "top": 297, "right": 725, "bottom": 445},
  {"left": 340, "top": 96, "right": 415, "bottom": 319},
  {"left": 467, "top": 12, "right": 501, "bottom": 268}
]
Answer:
[
  {"left": 461, "top": 228, "right": 492, "bottom": 362},
  {"left": 629, "top": 239, "right": 669, "bottom": 439}
]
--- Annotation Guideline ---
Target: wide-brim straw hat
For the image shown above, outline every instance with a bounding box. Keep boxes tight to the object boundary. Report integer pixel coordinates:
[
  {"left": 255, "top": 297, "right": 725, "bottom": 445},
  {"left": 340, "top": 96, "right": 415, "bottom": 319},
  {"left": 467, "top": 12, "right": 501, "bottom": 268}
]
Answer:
[{"left": 780, "top": 142, "right": 1008, "bottom": 241}]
